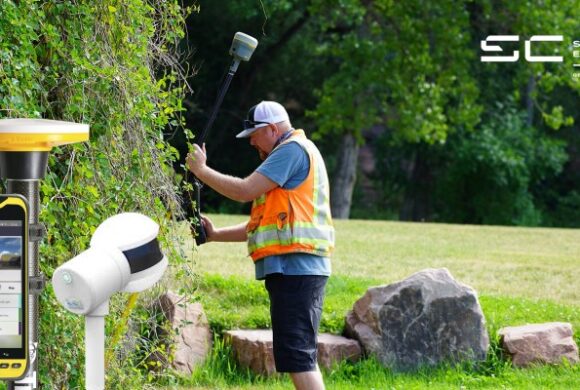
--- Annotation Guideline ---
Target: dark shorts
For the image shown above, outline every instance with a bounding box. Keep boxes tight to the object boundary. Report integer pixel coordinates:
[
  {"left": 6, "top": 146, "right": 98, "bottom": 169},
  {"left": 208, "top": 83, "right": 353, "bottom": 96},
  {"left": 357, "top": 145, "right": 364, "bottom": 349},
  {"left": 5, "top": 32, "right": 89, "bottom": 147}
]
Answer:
[{"left": 265, "top": 273, "right": 328, "bottom": 373}]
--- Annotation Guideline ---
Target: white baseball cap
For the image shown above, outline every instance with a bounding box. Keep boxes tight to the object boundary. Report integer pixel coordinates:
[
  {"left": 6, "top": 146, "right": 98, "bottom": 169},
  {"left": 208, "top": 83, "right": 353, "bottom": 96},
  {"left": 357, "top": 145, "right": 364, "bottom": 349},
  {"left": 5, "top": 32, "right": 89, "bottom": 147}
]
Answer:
[{"left": 236, "top": 101, "right": 290, "bottom": 138}]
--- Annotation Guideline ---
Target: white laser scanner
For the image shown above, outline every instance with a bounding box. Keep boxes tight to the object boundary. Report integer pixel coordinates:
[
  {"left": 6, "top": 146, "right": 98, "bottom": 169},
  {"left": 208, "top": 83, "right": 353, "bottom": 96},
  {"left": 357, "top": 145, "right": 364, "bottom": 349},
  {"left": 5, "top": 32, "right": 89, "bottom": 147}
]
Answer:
[{"left": 52, "top": 213, "right": 168, "bottom": 390}]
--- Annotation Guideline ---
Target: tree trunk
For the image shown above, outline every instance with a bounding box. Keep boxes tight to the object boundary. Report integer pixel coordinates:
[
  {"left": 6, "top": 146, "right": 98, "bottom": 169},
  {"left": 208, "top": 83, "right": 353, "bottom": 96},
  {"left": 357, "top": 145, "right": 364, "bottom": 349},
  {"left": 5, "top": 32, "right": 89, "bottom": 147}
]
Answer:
[
  {"left": 526, "top": 75, "right": 535, "bottom": 127},
  {"left": 399, "top": 146, "right": 433, "bottom": 221},
  {"left": 330, "top": 133, "right": 360, "bottom": 219}
]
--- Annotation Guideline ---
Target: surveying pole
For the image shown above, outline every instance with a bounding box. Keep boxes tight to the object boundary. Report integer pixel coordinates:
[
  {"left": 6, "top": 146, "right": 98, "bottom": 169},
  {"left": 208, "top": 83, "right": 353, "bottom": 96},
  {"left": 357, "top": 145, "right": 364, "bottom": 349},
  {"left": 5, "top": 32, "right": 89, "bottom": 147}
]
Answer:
[
  {"left": 192, "top": 32, "right": 258, "bottom": 245},
  {"left": 0, "top": 119, "right": 89, "bottom": 389}
]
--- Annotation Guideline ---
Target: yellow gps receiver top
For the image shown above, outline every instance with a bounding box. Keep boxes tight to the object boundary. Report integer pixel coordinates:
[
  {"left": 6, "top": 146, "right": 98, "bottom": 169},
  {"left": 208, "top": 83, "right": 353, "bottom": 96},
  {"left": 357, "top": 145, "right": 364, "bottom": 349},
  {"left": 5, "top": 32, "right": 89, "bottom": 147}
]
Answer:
[
  {"left": 0, "top": 119, "right": 89, "bottom": 152},
  {"left": 0, "top": 119, "right": 89, "bottom": 180}
]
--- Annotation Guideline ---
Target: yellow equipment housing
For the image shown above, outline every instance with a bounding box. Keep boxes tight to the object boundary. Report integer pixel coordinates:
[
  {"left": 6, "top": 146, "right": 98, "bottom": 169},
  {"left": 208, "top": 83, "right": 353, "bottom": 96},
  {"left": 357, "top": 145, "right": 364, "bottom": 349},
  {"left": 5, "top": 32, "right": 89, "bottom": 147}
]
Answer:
[{"left": 0, "top": 119, "right": 89, "bottom": 152}]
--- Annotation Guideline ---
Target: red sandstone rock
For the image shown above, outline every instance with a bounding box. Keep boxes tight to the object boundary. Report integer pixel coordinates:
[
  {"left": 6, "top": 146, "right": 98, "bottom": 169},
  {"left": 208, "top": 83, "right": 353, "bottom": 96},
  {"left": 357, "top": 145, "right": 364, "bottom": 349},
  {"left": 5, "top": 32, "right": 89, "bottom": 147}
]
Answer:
[
  {"left": 224, "top": 329, "right": 362, "bottom": 376},
  {"left": 157, "top": 291, "right": 213, "bottom": 374},
  {"left": 499, "top": 322, "right": 579, "bottom": 368}
]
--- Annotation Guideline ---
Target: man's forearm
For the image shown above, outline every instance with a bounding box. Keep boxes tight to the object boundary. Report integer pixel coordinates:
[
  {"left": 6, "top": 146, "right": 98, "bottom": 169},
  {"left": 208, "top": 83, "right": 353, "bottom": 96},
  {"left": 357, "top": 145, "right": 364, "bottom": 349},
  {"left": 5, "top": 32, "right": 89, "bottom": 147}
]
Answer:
[
  {"left": 196, "top": 166, "right": 249, "bottom": 202},
  {"left": 212, "top": 222, "right": 248, "bottom": 242}
]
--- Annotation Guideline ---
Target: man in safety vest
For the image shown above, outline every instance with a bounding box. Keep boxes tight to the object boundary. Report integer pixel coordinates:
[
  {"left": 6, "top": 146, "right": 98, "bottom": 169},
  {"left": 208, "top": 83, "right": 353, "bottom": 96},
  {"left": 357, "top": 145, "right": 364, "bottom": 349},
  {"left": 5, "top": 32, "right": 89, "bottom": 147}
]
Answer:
[{"left": 186, "top": 101, "right": 334, "bottom": 390}]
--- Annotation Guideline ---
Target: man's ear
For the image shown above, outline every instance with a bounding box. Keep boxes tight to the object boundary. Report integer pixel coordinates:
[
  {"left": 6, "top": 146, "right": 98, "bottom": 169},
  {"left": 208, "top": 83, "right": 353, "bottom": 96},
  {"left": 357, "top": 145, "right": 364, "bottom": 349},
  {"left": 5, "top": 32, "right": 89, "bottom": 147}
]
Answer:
[{"left": 269, "top": 124, "right": 279, "bottom": 137}]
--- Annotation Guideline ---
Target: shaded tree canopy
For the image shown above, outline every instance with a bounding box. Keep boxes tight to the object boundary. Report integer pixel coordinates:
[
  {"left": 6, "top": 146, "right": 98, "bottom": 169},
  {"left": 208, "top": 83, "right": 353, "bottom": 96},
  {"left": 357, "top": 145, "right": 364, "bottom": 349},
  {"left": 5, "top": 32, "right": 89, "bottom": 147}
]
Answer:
[{"left": 181, "top": 0, "right": 579, "bottom": 227}]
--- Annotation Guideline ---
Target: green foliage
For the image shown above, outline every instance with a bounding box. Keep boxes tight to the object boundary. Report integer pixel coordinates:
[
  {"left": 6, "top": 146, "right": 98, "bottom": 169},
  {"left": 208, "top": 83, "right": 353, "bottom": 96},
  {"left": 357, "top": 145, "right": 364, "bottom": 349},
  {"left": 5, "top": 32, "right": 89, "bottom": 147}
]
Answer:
[
  {"left": 545, "top": 190, "right": 580, "bottom": 228},
  {"left": 320, "top": 275, "right": 369, "bottom": 333},
  {"left": 196, "top": 274, "right": 271, "bottom": 334},
  {"left": 1, "top": 0, "right": 194, "bottom": 386},
  {"left": 370, "top": 98, "right": 570, "bottom": 226},
  {"left": 196, "top": 273, "right": 373, "bottom": 336},
  {"left": 437, "top": 101, "right": 568, "bottom": 226},
  {"left": 543, "top": 105, "right": 574, "bottom": 130},
  {"left": 38, "top": 286, "right": 84, "bottom": 387},
  {"left": 308, "top": 0, "right": 482, "bottom": 144}
]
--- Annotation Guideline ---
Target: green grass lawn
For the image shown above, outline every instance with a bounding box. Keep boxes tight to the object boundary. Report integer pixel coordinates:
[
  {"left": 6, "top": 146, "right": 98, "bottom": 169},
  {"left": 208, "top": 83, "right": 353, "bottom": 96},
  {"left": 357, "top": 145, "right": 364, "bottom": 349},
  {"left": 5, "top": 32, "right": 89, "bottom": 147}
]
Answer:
[{"left": 168, "top": 214, "right": 580, "bottom": 389}]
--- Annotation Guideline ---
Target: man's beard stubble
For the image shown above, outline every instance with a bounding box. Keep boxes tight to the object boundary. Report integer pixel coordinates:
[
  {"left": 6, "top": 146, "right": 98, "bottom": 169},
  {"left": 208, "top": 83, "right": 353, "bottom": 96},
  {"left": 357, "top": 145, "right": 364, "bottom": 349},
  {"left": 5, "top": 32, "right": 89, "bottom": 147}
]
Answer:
[{"left": 257, "top": 148, "right": 268, "bottom": 161}]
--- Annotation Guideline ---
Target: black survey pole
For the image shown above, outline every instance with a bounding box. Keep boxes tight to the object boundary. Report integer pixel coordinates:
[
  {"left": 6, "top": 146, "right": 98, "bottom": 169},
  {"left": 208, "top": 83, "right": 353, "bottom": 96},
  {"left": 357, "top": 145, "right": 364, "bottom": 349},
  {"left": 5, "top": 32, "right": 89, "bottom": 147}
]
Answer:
[
  {"left": 197, "top": 66, "right": 237, "bottom": 147},
  {"left": 192, "top": 62, "right": 237, "bottom": 246},
  {"left": 192, "top": 32, "right": 257, "bottom": 246}
]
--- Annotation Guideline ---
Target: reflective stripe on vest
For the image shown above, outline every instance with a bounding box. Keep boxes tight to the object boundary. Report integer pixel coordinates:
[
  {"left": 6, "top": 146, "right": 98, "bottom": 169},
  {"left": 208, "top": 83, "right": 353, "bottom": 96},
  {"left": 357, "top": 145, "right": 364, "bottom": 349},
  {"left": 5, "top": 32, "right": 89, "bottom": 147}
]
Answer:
[{"left": 247, "top": 130, "right": 335, "bottom": 261}]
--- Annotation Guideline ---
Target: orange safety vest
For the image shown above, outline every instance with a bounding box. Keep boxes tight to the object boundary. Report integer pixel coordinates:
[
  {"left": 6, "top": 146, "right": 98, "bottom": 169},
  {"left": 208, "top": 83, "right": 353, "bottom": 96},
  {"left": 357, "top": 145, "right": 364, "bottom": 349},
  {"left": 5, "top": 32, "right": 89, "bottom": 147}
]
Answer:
[{"left": 247, "top": 130, "right": 335, "bottom": 261}]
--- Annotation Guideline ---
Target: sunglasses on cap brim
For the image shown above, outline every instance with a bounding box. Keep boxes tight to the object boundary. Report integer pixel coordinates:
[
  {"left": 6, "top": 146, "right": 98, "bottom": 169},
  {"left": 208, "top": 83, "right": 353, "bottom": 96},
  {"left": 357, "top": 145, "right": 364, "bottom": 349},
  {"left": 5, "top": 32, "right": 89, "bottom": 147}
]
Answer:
[{"left": 243, "top": 119, "right": 270, "bottom": 130}]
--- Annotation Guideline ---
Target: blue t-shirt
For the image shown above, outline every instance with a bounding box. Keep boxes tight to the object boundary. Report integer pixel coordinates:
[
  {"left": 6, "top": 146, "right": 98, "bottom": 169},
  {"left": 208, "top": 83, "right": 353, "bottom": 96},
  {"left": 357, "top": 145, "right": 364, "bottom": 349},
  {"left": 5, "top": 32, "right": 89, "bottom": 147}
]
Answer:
[{"left": 253, "top": 140, "right": 332, "bottom": 280}]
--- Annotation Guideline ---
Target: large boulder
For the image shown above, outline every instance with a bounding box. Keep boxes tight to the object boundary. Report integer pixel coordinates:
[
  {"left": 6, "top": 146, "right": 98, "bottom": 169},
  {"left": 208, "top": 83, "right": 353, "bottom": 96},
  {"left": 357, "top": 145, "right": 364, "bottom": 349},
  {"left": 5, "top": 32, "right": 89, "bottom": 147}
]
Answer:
[
  {"left": 224, "top": 330, "right": 361, "bottom": 376},
  {"left": 156, "top": 291, "right": 213, "bottom": 374},
  {"left": 345, "top": 268, "right": 489, "bottom": 371},
  {"left": 499, "top": 322, "right": 579, "bottom": 367}
]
